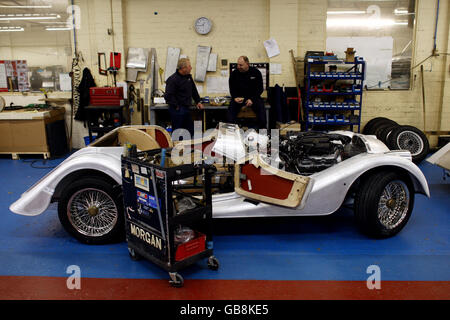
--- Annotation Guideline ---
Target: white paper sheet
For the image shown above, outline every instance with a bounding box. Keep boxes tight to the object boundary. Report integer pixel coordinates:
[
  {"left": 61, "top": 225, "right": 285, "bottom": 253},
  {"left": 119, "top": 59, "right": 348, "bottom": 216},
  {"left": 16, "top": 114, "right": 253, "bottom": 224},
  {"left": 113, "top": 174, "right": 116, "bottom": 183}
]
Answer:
[
  {"left": 206, "top": 76, "right": 229, "bottom": 94},
  {"left": 270, "top": 63, "right": 282, "bottom": 74},
  {"left": 59, "top": 73, "right": 72, "bottom": 91},
  {"left": 263, "top": 38, "right": 280, "bottom": 58}
]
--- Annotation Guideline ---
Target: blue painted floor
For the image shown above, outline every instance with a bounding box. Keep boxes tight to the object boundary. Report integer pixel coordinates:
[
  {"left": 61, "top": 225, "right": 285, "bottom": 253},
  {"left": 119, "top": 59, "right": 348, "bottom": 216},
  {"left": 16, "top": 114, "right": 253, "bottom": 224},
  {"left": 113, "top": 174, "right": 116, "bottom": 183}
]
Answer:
[{"left": 0, "top": 153, "right": 449, "bottom": 283}]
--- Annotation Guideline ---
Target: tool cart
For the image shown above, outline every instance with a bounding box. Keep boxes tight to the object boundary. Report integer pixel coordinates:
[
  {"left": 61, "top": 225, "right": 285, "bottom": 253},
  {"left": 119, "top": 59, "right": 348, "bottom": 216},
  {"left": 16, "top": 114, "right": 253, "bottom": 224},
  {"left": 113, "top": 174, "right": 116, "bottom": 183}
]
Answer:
[{"left": 121, "top": 147, "right": 219, "bottom": 287}]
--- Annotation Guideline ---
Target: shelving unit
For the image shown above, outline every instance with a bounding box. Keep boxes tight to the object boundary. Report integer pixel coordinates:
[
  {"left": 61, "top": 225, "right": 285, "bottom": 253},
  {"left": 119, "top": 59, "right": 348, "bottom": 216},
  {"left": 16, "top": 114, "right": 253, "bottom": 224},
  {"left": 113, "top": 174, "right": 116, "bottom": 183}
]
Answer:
[
  {"left": 121, "top": 148, "right": 219, "bottom": 287},
  {"left": 304, "top": 56, "right": 365, "bottom": 132}
]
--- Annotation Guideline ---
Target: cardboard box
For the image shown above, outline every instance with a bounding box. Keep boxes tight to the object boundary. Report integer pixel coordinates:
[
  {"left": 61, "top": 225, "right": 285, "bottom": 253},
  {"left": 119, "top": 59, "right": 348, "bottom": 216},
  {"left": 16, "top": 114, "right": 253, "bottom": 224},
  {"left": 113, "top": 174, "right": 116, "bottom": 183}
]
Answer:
[
  {"left": 0, "top": 107, "right": 65, "bottom": 154},
  {"left": 345, "top": 48, "right": 356, "bottom": 63}
]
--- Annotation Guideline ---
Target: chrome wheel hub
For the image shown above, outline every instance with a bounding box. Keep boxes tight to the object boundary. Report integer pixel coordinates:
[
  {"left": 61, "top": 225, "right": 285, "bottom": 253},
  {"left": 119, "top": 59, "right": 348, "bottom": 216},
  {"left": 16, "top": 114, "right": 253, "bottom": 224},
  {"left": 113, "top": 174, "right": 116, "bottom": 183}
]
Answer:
[
  {"left": 67, "top": 188, "right": 118, "bottom": 237},
  {"left": 378, "top": 180, "right": 410, "bottom": 229},
  {"left": 397, "top": 131, "right": 423, "bottom": 156}
]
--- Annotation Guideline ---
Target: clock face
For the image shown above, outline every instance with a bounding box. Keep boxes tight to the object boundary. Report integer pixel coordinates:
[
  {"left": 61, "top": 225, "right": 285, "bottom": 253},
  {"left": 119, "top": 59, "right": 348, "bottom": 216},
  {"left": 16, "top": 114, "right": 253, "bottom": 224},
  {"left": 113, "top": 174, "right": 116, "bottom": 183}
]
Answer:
[{"left": 195, "top": 17, "right": 212, "bottom": 35}]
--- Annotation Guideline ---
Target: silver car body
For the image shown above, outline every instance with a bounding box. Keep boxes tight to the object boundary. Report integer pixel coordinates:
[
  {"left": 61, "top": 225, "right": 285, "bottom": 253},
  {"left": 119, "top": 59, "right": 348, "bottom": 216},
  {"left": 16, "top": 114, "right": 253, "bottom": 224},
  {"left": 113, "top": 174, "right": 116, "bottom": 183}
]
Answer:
[{"left": 10, "top": 127, "right": 430, "bottom": 218}]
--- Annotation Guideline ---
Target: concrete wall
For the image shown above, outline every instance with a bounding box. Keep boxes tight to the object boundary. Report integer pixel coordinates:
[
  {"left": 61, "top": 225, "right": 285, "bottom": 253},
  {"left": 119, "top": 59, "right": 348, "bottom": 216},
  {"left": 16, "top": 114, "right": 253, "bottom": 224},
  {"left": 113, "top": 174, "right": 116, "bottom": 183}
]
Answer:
[{"left": 0, "top": 0, "right": 449, "bottom": 149}]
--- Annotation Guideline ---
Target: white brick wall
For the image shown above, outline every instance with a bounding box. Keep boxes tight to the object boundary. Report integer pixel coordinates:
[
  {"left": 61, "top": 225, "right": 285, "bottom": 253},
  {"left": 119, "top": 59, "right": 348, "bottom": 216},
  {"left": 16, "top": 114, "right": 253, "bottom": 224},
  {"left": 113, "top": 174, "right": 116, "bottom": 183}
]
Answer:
[{"left": 1, "top": 0, "right": 449, "bottom": 148}]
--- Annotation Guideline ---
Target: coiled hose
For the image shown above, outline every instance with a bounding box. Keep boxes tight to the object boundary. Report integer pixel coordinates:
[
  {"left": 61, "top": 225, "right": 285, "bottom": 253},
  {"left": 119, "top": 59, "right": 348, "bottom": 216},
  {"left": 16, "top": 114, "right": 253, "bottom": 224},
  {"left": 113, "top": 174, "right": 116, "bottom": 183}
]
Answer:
[{"left": 70, "top": 52, "right": 82, "bottom": 150}]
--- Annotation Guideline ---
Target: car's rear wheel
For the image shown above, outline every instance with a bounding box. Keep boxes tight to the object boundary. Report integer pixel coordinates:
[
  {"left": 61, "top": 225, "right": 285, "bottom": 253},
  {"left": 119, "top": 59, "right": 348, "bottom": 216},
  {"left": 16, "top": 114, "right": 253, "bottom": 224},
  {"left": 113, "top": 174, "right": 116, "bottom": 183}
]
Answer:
[
  {"left": 58, "top": 177, "right": 124, "bottom": 244},
  {"left": 354, "top": 171, "right": 414, "bottom": 238}
]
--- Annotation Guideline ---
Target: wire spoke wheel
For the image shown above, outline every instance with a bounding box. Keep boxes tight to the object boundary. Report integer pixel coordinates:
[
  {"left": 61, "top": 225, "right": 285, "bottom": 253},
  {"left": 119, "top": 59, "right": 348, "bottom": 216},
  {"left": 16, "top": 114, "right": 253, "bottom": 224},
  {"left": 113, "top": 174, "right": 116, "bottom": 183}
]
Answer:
[
  {"left": 396, "top": 131, "right": 424, "bottom": 156},
  {"left": 377, "top": 180, "right": 410, "bottom": 230},
  {"left": 67, "top": 188, "right": 118, "bottom": 237}
]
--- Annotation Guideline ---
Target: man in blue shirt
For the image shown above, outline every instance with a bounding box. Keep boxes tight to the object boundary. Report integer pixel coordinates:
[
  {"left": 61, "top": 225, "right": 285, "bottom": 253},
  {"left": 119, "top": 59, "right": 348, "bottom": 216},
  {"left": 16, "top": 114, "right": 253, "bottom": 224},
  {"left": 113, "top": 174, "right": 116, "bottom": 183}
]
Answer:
[{"left": 164, "top": 58, "right": 203, "bottom": 136}]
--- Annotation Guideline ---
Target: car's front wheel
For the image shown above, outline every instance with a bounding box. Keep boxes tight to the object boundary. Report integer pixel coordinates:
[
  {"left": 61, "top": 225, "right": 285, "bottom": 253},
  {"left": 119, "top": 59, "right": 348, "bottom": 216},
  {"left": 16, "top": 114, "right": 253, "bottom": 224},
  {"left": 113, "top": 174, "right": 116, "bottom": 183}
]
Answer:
[
  {"left": 58, "top": 177, "right": 124, "bottom": 244},
  {"left": 354, "top": 171, "right": 414, "bottom": 238}
]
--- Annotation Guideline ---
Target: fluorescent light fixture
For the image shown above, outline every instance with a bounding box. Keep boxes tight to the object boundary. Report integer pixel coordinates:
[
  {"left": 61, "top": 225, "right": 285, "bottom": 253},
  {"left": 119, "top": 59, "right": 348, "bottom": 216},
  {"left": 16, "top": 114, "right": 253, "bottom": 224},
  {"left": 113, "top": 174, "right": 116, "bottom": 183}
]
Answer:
[
  {"left": 45, "top": 27, "right": 72, "bottom": 31},
  {"left": 327, "top": 18, "right": 408, "bottom": 28},
  {"left": 0, "top": 14, "right": 60, "bottom": 21},
  {"left": 327, "top": 10, "right": 366, "bottom": 15},
  {"left": 0, "top": 5, "right": 52, "bottom": 8},
  {"left": 394, "top": 9, "right": 409, "bottom": 15},
  {"left": 39, "top": 21, "right": 69, "bottom": 24},
  {"left": 0, "top": 26, "right": 24, "bottom": 32}
]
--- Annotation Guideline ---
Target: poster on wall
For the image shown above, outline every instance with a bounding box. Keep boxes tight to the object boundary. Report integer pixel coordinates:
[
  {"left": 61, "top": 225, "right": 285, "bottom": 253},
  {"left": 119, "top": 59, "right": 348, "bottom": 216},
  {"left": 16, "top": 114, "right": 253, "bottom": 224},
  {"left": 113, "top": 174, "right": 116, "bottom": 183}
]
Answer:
[{"left": 0, "top": 60, "right": 29, "bottom": 92}]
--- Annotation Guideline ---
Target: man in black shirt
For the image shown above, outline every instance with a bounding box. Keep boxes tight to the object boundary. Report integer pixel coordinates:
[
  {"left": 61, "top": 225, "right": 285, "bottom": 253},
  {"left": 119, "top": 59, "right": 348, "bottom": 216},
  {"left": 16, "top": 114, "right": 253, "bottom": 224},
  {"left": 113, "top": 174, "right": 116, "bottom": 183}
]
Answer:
[
  {"left": 228, "top": 56, "right": 266, "bottom": 129},
  {"left": 164, "top": 58, "right": 203, "bottom": 136}
]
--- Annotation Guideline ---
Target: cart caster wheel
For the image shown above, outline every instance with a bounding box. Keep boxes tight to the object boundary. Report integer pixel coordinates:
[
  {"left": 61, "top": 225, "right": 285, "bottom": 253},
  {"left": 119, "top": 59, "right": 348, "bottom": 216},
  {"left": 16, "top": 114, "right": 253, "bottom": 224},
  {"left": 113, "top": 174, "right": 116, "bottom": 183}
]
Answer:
[
  {"left": 207, "top": 256, "right": 219, "bottom": 270},
  {"left": 169, "top": 272, "right": 184, "bottom": 288},
  {"left": 128, "top": 247, "right": 141, "bottom": 261}
]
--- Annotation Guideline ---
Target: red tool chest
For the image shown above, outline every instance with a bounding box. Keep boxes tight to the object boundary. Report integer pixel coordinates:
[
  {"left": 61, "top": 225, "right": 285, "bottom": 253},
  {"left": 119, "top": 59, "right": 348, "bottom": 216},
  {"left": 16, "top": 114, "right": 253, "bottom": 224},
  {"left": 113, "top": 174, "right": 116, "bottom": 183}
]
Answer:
[{"left": 89, "top": 87, "right": 124, "bottom": 106}]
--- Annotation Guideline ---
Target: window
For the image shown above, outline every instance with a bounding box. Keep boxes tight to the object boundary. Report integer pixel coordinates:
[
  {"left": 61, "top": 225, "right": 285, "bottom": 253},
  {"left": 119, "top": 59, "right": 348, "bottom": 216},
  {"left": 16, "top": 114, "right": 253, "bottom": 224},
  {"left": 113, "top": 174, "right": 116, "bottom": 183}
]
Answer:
[
  {"left": 0, "top": 0, "right": 76, "bottom": 91},
  {"left": 326, "top": 0, "right": 415, "bottom": 90}
]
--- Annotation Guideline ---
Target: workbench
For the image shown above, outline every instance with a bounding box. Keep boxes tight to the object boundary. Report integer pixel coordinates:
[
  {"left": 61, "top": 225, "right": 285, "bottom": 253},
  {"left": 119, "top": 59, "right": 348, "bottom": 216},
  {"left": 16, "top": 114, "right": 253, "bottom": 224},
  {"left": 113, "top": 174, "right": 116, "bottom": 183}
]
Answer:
[{"left": 149, "top": 103, "right": 270, "bottom": 130}]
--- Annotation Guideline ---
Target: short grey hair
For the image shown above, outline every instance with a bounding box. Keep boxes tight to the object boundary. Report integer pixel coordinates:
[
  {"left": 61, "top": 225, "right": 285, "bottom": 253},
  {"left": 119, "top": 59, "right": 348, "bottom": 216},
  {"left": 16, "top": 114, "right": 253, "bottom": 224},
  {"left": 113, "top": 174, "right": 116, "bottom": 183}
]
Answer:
[{"left": 177, "top": 58, "right": 190, "bottom": 70}]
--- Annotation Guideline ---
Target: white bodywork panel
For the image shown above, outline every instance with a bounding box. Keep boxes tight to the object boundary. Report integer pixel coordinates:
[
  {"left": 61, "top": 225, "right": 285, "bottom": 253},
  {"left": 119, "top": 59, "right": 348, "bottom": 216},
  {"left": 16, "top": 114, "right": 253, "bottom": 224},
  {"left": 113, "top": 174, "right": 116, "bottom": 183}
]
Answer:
[
  {"left": 10, "top": 128, "right": 429, "bottom": 218},
  {"left": 426, "top": 142, "right": 450, "bottom": 171}
]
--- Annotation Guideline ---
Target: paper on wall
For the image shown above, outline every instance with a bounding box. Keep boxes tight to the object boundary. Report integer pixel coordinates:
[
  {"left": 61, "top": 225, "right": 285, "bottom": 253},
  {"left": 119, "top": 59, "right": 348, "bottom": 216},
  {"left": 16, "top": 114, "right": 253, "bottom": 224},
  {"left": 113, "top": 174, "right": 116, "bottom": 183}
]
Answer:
[
  {"left": 206, "top": 76, "right": 229, "bottom": 94},
  {"left": 59, "top": 73, "right": 72, "bottom": 91},
  {"left": 270, "top": 63, "right": 282, "bottom": 74},
  {"left": 263, "top": 38, "right": 280, "bottom": 58}
]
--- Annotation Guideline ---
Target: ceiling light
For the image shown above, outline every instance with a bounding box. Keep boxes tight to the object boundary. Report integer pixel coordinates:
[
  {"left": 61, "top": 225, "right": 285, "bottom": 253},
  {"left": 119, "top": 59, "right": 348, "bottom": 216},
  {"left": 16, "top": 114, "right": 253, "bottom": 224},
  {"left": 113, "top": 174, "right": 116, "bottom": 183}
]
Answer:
[
  {"left": 0, "top": 14, "right": 60, "bottom": 21},
  {"left": 327, "top": 18, "right": 403, "bottom": 28},
  {"left": 0, "top": 5, "right": 52, "bottom": 8},
  {"left": 327, "top": 11, "right": 366, "bottom": 15},
  {"left": 0, "top": 26, "right": 24, "bottom": 32},
  {"left": 45, "top": 27, "right": 72, "bottom": 31},
  {"left": 394, "top": 9, "right": 409, "bottom": 15}
]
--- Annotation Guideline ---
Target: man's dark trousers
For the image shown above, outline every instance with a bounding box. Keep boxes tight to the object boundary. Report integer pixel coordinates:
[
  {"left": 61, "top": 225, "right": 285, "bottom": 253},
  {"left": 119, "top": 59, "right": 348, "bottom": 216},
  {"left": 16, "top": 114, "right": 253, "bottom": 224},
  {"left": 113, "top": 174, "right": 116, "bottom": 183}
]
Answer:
[
  {"left": 227, "top": 97, "right": 266, "bottom": 129},
  {"left": 169, "top": 106, "right": 194, "bottom": 136}
]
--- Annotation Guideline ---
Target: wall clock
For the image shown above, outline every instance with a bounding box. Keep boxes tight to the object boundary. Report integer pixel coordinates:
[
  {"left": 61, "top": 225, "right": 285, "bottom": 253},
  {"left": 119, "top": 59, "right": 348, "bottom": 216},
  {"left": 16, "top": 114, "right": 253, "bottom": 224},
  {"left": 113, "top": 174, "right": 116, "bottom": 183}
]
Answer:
[{"left": 194, "top": 17, "right": 212, "bottom": 35}]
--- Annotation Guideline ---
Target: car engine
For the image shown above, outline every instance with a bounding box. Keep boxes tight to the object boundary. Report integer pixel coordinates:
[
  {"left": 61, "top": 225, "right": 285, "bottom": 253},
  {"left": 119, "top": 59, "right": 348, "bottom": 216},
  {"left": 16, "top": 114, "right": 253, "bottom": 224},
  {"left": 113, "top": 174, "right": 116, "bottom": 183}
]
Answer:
[{"left": 277, "top": 132, "right": 366, "bottom": 175}]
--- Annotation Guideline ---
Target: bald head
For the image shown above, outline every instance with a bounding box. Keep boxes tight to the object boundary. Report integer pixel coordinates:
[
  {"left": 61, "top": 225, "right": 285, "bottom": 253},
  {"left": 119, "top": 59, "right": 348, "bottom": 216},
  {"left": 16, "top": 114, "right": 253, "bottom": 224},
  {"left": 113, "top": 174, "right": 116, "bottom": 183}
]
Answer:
[{"left": 237, "top": 56, "right": 250, "bottom": 72}]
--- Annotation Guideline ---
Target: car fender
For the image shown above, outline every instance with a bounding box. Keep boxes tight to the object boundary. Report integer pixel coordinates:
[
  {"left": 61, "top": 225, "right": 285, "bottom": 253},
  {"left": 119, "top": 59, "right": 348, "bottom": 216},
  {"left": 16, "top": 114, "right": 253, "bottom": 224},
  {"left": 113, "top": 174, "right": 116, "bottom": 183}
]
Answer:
[
  {"left": 9, "top": 147, "right": 123, "bottom": 216},
  {"left": 295, "top": 151, "right": 429, "bottom": 216}
]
